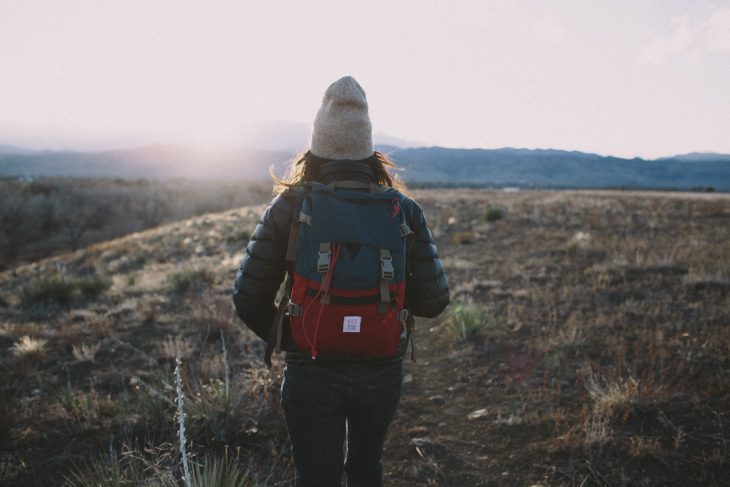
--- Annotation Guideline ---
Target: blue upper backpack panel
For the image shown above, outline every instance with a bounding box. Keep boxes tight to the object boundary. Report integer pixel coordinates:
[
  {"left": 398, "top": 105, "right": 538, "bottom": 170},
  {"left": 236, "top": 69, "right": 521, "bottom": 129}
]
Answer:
[
  {"left": 294, "top": 183, "right": 408, "bottom": 288},
  {"left": 308, "top": 183, "right": 404, "bottom": 250}
]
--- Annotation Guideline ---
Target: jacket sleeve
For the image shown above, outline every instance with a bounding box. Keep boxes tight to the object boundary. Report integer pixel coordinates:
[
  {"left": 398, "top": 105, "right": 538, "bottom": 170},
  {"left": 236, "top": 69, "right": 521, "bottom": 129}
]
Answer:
[
  {"left": 405, "top": 200, "right": 450, "bottom": 318},
  {"left": 232, "top": 194, "right": 293, "bottom": 341}
]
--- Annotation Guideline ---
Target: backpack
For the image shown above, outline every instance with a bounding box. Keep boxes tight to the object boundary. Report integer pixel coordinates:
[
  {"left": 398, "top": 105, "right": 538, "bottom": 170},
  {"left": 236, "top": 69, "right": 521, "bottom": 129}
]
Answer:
[{"left": 265, "top": 180, "right": 415, "bottom": 365}]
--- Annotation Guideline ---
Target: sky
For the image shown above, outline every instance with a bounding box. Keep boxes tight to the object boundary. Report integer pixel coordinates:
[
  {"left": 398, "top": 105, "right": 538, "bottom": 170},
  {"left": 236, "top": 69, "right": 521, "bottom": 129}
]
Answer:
[{"left": 1, "top": 0, "right": 729, "bottom": 158}]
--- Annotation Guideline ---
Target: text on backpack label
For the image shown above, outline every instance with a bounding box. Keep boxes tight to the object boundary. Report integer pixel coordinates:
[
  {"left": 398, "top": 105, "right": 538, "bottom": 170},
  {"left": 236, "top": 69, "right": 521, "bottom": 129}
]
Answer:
[{"left": 343, "top": 316, "right": 362, "bottom": 333}]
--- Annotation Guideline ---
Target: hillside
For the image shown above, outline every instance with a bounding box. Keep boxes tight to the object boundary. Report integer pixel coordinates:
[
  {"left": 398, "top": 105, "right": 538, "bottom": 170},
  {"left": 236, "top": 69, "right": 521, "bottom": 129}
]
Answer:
[
  {"left": 1, "top": 189, "right": 729, "bottom": 485},
  {"left": 1, "top": 145, "right": 729, "bottom": 190},
  {"left": 386, "top": 147, "right": 730, "bottom": 190}
]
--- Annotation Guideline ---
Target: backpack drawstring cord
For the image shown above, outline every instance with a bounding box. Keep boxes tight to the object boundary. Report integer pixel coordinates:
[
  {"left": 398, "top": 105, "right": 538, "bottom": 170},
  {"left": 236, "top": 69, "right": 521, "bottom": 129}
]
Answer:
[{"left": 302, "top": 242, "right": 341, "bottom": 359}]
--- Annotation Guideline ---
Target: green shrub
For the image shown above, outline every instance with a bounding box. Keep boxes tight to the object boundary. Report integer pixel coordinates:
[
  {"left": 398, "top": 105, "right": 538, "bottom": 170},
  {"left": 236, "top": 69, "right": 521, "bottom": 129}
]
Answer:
[
  {"left": 21, "top": 276, "right": 77, "bottom": 306},
  {"left": 170, "top": 267, "right": 215, "bottom": 294},
  {"left": 446, "top": 302, "right": 494, "bottom": 342},
  {"left": 21, "top": 274, "right": 112, "bottom": 307},
  {"left": 78, "top": 275, "right": 113, "bottom": 299},
  {"left": 483, "top": 206, "right": 504, "bottom": 222}
]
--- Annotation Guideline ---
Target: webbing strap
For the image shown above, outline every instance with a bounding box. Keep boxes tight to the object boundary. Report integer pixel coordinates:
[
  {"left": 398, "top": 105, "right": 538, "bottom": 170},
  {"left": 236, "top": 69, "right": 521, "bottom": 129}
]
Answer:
[
  {"left": 380, "top": 248, "right": 394, "bottom": 280},
  {"left": 319, "top": 242, "right": 338, "bottom": 304},
  {"left": 317, "top": 242, "right": 331, "bottom": 273},
  {"left": 326, "top": 180, "right": 390, "bottom": 194},
  {"left": 378, "top": 248, "right": 394, "bottom": 313},
  {"left": 405, "top": 230, "right": 417, "bottom": 361},
  {"left": 265, "top": 195, "right": 305, "bottom": 368},
  {"left": 265, "top": 275, "right": 292, "bottom": 368},
  {"left": 286, "top": 222, "right": 300, "bottom": 263},
  {"left": 274, "top": 277, "right": 292, "bottom": 354},
  {"left": 327, "top": 180, "right": 370, "bottom": 190},
  {"left": 399, "top": 198, "right": 414, "bottom": 237}
]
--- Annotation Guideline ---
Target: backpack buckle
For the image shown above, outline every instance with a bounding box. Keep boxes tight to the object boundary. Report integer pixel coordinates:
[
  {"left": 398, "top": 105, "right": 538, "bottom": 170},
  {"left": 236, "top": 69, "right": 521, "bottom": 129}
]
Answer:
[
  {"left": 381, "top": 255, "right": 394, "bottom": 280},
  {"left": 287, "top": 301, "right": 303, "bottom": 317},
  {"left": 317, "top": 242, "right": 331, "bottom": 273},
  {"left": 398, "top": 309, "right": 408, "bottom": 323}
]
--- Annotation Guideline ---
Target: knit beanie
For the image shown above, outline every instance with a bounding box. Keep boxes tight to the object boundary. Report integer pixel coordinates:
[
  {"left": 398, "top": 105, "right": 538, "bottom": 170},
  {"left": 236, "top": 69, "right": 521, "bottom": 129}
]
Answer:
[{"left": 310, "top": 76, "right": 374, "bottom": 161}]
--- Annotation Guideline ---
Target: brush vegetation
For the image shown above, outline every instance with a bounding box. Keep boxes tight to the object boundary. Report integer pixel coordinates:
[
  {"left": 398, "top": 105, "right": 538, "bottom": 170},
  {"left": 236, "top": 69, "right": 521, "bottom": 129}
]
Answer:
[{"left": 1, "top": 186, "right": 729, "bottom": 485}]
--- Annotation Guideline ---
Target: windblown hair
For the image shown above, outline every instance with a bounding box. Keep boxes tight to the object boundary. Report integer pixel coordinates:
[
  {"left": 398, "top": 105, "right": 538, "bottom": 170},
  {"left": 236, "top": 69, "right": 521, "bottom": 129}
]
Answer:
[{"left": 272, "top": 151, "right": 407, "bottom": 195}]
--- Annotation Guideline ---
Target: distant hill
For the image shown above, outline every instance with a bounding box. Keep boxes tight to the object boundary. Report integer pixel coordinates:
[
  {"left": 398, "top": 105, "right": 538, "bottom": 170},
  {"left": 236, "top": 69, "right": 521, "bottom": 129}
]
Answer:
[
  {"left": 385, "top": 147, "right": 730, "bottom": 191},
  {"left": 1, "top": 144, "right": 729, "bottom": 191},
  {"left": 0, "top": 145, "right": 293, "bottom": 181}
]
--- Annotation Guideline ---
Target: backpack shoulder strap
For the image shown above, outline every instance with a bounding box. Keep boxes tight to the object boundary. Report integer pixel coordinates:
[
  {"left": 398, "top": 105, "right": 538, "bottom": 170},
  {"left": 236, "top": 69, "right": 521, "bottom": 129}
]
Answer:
[
  {"left": 264, "top": 189, "right": 308, "bottom": 368},
  {"left": 404, "top": 230, "right": 417, "bottom": 361}
]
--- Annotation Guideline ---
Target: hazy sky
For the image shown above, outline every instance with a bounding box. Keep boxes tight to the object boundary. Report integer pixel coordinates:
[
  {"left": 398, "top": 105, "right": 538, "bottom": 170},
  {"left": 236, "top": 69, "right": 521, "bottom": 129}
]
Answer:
[{"left": 1, "top": 0, "right": 729, "bottom": 158}]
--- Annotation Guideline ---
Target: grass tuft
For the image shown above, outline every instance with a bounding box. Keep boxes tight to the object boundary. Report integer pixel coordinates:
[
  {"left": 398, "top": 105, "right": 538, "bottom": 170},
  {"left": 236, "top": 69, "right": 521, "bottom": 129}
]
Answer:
[
  {"left": 452, "top": 231, "right": 477, "bottom": 245},
  {"left": 77, "top": 274, "right": 113, "bottom": 299},
  {"left": 12, "top": 335, "right": 48, "bottom": 357},
  {"left": 190, "top": 454, "right": 254, "bottom": 487},
  {"left": 170, "top": 267, "right": 215, "bottom": 294},
  {"left": 21, "top": 276, "right": 76, "bottom": 306},
  {"left": 482, "top": 205, "right": 504, "bottom": 222},
  {"left": 445, "top": 302, "right": 494, "bottom": 343},
  {"left": 20, "top": 273, "right": 112, "bottom": 307}
]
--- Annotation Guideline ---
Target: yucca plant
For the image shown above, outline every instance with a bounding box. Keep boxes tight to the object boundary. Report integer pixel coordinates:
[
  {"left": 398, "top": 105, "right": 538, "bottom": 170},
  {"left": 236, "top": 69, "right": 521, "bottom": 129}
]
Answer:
[
  {"left": 175, "top": 354, "right": 192, "bottom": 487},
  {"left": 65, "top": 445, "right": 178, "bottom": 486},
  {"left": 190, "top": 455, "right": 254, "bottom": 487}
]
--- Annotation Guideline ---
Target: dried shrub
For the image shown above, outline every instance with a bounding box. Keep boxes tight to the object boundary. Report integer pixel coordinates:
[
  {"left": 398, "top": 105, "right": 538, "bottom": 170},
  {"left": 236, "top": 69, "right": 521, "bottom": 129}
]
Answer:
[
  {"left": 226, "top": 229, "right": 251, "bottom": 245},
  {"left": 157, "top": 336, "right": 194, "bottom": 361},
  {"left": 77, "top": 274, "right": 113, "bottom": 299},
  {"left": 629, "top": 435, "right": 665, "bottom": 459},
  {"left": 72, "top": 342, "right": 101, "bottom": 363},
  {"left": 482, "top": 206, "right": 504, "bottom": 222},
  {"left": 21, "top": 276, "right": 76, "bottom": 307},
  {"left": 565, "top": 231, "right": 591, "bottom": 256},
  {"left": 169, "top": 267, "right": 215, "bottom": 294},
  {"left": 452, "top": 231, "right": 476, "bottom": 245},
  {"left": 192, "top": 293, "right": 237, "bottom": 340},
  {"left": 20, "top": 273, "right": 112, "bottom": 307}
]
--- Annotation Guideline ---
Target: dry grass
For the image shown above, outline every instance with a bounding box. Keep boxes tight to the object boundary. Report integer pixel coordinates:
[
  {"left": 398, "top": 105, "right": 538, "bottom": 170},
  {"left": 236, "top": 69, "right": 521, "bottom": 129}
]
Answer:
[
  {"left": 71, "top": 342, "right": 101, "bottom": 363},
  {"left": 157, "top": 335, "right": 194, "bottom": 360},
  {"left": 1, "top": 188, "right": 729, "bottom": 486},
  {"left": 12, "top": 335, "right": 47, "bottom": 357}
]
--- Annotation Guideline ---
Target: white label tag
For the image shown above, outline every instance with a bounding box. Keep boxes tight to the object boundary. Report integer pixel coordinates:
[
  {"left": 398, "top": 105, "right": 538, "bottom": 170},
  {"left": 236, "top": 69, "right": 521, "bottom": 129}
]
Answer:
[{"left": 343, "top": 316, "right": 362, "bottom": 333}]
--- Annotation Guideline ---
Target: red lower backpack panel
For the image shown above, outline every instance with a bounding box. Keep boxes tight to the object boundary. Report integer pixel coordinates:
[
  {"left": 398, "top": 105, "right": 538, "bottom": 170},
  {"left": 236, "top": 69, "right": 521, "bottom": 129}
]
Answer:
[{"left": 289, "top": 275, "right": 405, "bottom": 359}]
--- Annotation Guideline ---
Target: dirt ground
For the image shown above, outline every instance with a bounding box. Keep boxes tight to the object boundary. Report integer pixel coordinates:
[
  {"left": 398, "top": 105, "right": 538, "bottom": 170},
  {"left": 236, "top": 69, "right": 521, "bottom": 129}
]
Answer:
[{"left": 1, "top": 189, "right": 729, "bottom": 486}]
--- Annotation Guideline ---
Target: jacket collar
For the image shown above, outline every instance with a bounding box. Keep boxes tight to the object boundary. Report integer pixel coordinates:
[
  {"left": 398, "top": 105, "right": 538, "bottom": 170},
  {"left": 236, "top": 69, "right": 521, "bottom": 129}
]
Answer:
[{"left": 315, "top": 160, "right": 377, "bottom": 184}]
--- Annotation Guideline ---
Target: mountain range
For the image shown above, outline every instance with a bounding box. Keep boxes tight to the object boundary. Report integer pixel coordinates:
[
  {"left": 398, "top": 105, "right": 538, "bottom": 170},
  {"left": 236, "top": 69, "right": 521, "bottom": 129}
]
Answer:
[{"left": 1, "top": 143, "right": 729, "bottom": 191}]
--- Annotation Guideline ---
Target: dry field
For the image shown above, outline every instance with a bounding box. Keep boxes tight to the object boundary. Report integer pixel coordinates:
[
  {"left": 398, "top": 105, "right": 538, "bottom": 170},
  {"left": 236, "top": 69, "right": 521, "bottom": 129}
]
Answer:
[{"left": 0, "top": 188, "right": 728, "bottom": 486}]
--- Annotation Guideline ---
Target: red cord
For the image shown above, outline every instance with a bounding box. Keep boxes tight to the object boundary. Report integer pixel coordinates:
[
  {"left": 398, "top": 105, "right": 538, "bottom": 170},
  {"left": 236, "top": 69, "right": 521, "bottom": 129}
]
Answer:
[{"left": 302, "top": 243, "right": 341, "bottom": 359}]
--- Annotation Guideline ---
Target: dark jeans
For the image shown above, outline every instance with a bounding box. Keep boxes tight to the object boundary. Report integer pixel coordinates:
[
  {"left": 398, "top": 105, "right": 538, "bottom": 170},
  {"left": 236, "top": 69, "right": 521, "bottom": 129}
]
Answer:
[{"left": 281, "top": 360, "right": 404, "bottom": 487}]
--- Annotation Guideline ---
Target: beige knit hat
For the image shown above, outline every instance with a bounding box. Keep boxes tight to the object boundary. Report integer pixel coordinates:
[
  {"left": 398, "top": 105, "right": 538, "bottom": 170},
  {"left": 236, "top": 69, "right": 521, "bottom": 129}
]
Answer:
[{"left": 310, "top": 76, "right": 374, "bottom": 160}]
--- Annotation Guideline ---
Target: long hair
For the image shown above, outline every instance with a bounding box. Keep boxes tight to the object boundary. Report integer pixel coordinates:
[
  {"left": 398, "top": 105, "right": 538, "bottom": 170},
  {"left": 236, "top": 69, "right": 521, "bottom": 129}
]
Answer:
[{"left": 271, "top": 151, "right": 408, "bottom": 195}]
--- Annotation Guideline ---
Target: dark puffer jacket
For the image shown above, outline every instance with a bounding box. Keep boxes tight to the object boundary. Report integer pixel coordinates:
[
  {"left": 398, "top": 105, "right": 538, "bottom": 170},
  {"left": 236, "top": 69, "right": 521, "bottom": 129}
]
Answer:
[{"left": 232, "top": 160, "right": 450, "bottom": 361}]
